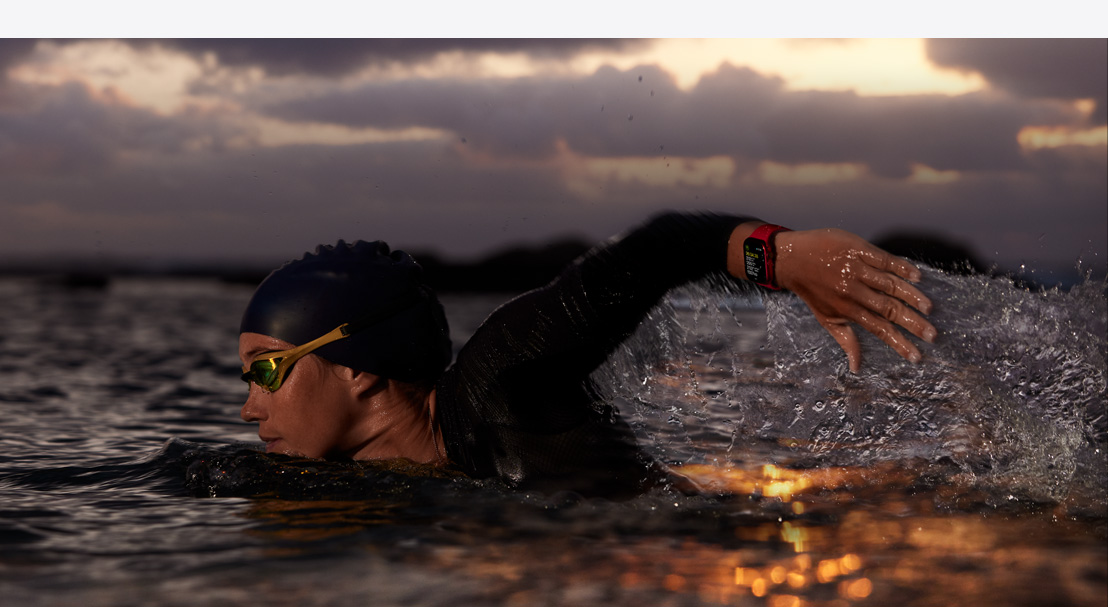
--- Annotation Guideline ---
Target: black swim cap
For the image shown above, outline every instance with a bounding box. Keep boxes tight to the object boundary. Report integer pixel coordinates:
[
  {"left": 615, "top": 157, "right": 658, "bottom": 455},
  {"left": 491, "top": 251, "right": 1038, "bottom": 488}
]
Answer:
[{"left": 240, "top": 240, "right": 451, "bottom": 384}]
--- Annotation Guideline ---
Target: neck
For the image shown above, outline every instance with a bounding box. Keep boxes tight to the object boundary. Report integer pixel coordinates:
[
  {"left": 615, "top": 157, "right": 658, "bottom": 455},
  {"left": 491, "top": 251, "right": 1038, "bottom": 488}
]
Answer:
[{"left": 347, "top": 386, "right": 445, "bottom": 465}]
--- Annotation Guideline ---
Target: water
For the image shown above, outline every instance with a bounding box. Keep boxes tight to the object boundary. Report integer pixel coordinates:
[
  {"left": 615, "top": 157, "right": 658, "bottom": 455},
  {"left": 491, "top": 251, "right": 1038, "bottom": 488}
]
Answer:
[{"left": 1, "top": 269, "right": 1105, "bottom": 607}]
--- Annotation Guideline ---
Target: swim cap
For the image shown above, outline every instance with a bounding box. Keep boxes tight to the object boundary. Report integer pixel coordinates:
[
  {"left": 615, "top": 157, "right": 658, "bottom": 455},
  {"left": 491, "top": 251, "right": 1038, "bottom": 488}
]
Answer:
[{"left": 240, "top": 240, "right": 452, "bottom": 384}]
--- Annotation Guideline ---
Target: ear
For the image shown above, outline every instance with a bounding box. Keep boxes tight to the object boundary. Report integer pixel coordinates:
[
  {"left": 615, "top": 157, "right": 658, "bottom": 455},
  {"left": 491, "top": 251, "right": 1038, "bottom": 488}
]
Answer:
[{"left": 331, "top": 364, "right": 386, "bottom": 401}]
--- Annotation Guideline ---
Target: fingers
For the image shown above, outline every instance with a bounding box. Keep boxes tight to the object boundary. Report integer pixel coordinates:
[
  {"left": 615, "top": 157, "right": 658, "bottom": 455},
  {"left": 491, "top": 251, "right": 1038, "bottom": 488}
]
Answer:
[
  {"left": 821, "top": 321, "right": 861, "bottom": 373},
  {"left": 817, "top": 263, "right": 935, "bottom": 371},
  {"left": 844, "top": 270, "right": 935, "bottom": 365},
  {"left": 821, "top": 308, "right": 925, "bottom": 373},
  {"left": 784, "top": 228, "right": 938, "bottom": 372},
  {"left": 859, "top": 264, "right": 933, "bottom": 315},
  {"left": 857, "top": 244, "right": 923, "bottom": 284},
  {"left": 854, "top": 273, "right": 937, "bottom": 343},
  {"left": 885, "top": 255, "right": 923, "bottom": 284},
  {"left": 851, "top": 310, "right": 924, "bottom": 366}
]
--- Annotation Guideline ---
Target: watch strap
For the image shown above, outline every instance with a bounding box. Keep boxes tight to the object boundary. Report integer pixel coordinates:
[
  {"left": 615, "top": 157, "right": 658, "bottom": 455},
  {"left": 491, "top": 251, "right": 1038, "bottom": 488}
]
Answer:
[{"left": 745, "top": 224, "right": 791, "bottom": 289}]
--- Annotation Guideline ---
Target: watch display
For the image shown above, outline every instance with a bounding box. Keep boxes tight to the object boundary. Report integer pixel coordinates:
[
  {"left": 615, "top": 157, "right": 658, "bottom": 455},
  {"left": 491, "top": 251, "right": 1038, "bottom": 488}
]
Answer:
[{"left": 743, "top": 224, "right": 790, "bottom": 289}]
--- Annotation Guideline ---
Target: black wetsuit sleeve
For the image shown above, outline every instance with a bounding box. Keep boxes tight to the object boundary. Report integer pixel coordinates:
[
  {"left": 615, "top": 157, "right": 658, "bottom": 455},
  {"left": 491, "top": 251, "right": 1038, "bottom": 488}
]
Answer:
[{"left": 437, "top": 212, "right": 752, "bottom": 496}]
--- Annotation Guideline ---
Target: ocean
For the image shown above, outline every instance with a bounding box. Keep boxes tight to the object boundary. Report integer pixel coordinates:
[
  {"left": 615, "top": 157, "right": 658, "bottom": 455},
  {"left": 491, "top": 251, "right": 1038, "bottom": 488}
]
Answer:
[{"left": 1, "top": 268, "right": 1105, "bottom": 606}]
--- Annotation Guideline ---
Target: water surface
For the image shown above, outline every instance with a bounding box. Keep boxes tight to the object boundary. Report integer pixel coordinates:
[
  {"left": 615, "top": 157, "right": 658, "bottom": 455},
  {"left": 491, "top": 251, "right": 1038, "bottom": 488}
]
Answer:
[{"left": 1, "top": 270, "right": 1104, "bottom": 606}]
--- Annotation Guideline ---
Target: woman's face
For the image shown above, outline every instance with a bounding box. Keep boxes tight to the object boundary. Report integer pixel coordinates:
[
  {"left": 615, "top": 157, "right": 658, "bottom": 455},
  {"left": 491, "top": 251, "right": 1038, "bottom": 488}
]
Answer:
[{"left": 238, "top": 332, "right": 367, "bottom": 459}]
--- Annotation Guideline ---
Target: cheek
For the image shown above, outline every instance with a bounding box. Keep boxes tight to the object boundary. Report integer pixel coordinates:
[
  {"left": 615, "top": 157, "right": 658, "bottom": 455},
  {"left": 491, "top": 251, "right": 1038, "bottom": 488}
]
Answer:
[{"left": 274, "top": 362, "right": 352, "bottom": 457}]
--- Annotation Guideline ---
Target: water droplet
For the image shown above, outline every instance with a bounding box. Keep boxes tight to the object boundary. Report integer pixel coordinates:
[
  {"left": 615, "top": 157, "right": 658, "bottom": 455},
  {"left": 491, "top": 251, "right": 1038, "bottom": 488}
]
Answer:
[
  {"left": 627, "top": 114, "right": 634, "bottom": 121},
  {"left": 638, "top": 75, "right": 643, "bottom": 82}
]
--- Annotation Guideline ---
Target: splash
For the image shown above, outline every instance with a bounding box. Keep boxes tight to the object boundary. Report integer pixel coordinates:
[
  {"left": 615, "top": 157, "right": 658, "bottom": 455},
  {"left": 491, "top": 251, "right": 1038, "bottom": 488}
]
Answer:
[{"left": 599, "top": 268, "right": 1107, "bottom": 508}]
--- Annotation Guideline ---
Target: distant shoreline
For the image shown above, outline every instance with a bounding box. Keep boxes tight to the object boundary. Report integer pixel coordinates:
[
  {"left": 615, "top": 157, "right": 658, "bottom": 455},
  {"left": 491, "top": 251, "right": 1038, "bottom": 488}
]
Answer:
[{"left": 1, "top": 233, "right": 1101, "bottom": 292}]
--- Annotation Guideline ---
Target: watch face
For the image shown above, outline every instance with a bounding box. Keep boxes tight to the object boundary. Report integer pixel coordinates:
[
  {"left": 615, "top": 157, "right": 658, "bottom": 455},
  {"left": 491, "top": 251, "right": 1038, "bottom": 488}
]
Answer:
[{"left": 744, "top": 238, "right": 769, "bottom": 285}]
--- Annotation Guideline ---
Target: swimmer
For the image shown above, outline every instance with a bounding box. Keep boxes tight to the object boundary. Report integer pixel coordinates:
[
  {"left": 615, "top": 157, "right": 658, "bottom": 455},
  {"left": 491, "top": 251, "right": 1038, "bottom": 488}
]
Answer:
[{"left": 238, "top": 213, "right": 936, "bottom": 496}]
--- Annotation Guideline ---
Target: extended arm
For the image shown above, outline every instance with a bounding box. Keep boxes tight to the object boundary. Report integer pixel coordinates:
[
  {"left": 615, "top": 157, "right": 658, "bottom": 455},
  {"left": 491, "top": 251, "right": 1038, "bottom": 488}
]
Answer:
[
  {"left": 437, "top": 213, "right": 937, "bottom": 494},
  {"left": 437, "top": 212, "right": 750, "bottom": 493}
]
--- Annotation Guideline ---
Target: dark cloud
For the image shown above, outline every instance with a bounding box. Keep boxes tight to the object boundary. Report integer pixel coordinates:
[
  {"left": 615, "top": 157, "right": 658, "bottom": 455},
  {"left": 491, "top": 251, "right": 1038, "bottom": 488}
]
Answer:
[
  {"left": 0, "top": 39, "right": 38, "bottom": 103},
  {"left": 0, "top": 40, "right": 1102, "bottom": 276},
  {"left": 2, "top": 104, "right": 1102, "bottom": 271},
  {"left": 262, "top": 63, "right": 704, "bottom": 157},
  {"left": 0, "top": 81, "right": 246, "bottom": 176},
  {"left": 759, "top": 90, "right": 1072, "bottom": 177},
  {"left": 0, "top": 39, "right": 36, "bottom": 73},
  {"left": 0, "top": 137, "right": 587, "bottom": 264},
  {"left": 148, "top": 39, "right": 642, "bottom": 77},
  {"left": 927, "top": 39, "right": 1108, "bottom": 124},
  {"left": 266, "top": 62, "right": 1081, "bottom": 177}
]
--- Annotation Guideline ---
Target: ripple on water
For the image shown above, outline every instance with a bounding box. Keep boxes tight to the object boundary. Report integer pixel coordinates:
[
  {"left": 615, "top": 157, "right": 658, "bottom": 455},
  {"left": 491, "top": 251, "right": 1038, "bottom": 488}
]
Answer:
[{"left": 0, "top": 273, "right": 1104, "bottom": 607}]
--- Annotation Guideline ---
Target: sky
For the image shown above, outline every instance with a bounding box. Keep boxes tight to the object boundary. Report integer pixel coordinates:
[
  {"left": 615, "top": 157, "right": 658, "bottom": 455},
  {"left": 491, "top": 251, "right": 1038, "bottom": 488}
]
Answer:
[{"left": 0, "top": 34, "right": 1105, "bottom": 281}]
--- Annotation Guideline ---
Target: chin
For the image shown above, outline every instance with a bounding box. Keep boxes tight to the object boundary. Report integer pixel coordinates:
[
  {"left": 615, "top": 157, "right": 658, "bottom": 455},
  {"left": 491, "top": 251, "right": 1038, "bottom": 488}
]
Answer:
[{"left": 266, "top": 439, "right": 305, "bottom": 457}]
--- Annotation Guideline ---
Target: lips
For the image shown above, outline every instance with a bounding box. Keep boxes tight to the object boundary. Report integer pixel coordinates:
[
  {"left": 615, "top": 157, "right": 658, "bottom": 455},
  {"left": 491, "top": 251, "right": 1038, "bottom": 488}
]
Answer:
[{"left": 259, "top": 435, "right": 281, "bottom": 452}]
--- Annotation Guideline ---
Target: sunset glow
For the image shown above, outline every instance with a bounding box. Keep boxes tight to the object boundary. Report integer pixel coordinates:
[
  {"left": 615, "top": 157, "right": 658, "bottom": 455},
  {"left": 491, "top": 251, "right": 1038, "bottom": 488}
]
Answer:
[
  {"left": 570, "top": 39, "right": 991, "bottom": 95},
  {"left": 1018, "top": 125, "right": 1108, "bottom": 150},
  {"left": 758, "top": 161, "right": 868, "bottom": 185},
  {"left": 908, "top": 163, "right": 961, "bottom": 184},
  {"left": 574, "top": 155, "right": 736, "bottom": 192},
  {"left": 0, "top": 38, "right": 1103, "bottom": 271},
  {"left": 11, "top": 40, "right": 205, "bottom": 114}
]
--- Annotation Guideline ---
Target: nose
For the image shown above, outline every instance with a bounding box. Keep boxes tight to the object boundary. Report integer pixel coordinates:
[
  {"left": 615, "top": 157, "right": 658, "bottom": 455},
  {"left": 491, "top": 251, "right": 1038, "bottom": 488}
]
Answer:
[{"left": 240, "top": 386, "right": 269, "bottom": 423}]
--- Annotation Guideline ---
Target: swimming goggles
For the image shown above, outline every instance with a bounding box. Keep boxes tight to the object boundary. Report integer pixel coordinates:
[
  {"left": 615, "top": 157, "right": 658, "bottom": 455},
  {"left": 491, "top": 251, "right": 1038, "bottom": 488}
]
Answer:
[{"left": 240, "top": 291, "right": 422, "bottom": 392}]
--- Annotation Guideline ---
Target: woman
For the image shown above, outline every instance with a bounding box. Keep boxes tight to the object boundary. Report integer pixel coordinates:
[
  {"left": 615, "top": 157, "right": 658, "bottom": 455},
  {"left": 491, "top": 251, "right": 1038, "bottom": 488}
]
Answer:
[{"left": 238, "top": 212, "right": 935, "bottom": 496}]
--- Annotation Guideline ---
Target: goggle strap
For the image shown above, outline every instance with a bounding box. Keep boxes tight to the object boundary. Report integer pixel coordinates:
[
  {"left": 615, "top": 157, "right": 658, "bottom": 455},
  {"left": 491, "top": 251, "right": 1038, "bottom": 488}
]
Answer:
[{"left": 242, "top": 290, "right": 424, "bottom": 377}]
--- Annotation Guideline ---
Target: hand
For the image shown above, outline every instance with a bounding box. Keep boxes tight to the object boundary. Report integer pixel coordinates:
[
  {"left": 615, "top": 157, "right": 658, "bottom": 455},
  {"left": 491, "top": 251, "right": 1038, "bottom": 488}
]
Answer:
[{"left": 731, "top": 225, "right": 937, "bottom": 372}]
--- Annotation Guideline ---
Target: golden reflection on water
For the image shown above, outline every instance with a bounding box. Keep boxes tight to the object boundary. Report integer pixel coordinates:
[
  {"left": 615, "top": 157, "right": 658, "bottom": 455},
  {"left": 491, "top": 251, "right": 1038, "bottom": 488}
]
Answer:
[
  {"left": 731, "top": 547, "right": 870, "bottom": 605},
  {"left": 235, "top": 461, "right": 1107, "bottom": 606},
  {"left": 676, "top": 462, "right": 915, "bottom": 502}
]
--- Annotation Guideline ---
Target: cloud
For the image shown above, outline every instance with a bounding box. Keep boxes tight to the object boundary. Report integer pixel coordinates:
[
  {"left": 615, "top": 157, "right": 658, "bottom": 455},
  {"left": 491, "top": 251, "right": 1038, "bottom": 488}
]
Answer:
[
  {"left": 0, "top": 39, "right": 1102, "bottom": 274},
  {"left": 927, "top": 39, "right": 1108, "bottom": 124},
  {"left": 758, "top": 89, "right": 1077, "bottom": 177},
  {"left": 261, "top": 63, "right": 702, "bottom": 158},
  {"left": 0, "top": 39, "right": 38, "bottom": 104},
  {"left": 264, "top": 62, "right": 1082, "bottom": 177},
  {"left": 2, "top": 114, "right": 1101, "bottom": 269},
  {"left": 148, "top": 39, "right": 641, "bottom": 77},
  {"left": 0, "top": 80, "right": 248, "bottom": 176},
  {"left": 0, "top": 39, "right": 36, "bottom": 74}
]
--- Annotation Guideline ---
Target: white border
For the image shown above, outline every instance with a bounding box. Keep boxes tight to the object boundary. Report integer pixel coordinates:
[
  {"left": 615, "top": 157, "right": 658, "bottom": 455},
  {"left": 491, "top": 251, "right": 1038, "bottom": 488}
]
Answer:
[{"left": 5, "top": 1, "right": 1108, "bottom": 38}]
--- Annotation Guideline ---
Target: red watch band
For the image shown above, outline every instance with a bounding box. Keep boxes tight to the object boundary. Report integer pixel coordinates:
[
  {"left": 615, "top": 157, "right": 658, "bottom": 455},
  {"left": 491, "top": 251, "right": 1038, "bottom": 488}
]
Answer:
[
  {"left": 749, "top": 224, "right": 790, "bottom": 242},
  {"left": 744, "top": 224, "right": 791, "bottom": 289}
]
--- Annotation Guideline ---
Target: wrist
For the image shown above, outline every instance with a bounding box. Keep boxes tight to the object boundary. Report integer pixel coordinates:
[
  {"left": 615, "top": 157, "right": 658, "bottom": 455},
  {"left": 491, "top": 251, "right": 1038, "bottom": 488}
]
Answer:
[{"left": 771, "top": 229, "right": 799, "bottom": 290}]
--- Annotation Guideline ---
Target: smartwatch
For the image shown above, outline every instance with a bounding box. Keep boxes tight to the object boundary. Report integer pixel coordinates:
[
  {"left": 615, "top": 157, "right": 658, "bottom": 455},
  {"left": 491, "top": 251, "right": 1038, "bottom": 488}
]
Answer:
[{"left": 743, "top": 224, "right": 791, "bottom": 289}]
